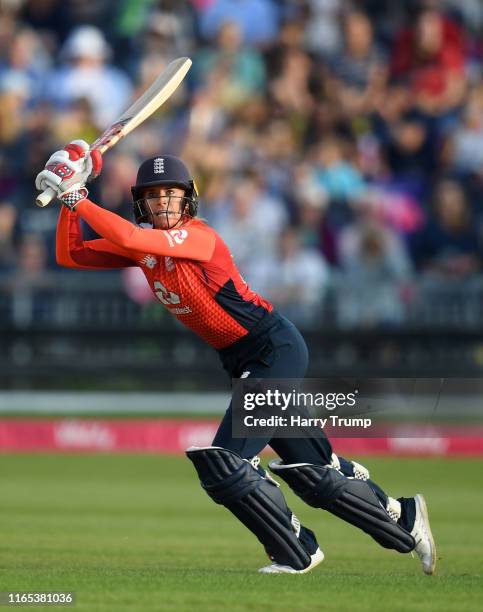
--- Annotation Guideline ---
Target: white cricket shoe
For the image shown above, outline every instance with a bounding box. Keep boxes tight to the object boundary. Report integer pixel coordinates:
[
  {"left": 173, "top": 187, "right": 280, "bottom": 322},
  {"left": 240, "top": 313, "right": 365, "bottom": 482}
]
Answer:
[
  {"left": 258, "top": 548, "right": 324, "bottom": 574},
  {"left": 411, "top": 494, "right": 436, "bottom": 575}
]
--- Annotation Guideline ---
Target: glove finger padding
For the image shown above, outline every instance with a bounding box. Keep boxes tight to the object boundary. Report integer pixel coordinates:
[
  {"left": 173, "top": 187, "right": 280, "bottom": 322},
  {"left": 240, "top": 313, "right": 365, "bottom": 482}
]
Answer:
[
  {"left": 63, "top": 141, "right": 102, "bottom": 179},
  {"left": 35, "top": 168, "right": 62, "bottom": 192},
  {"left": 89, "top": 149, "right": 103, "bottom": 179},
  {"left": 57, "top": 143, "right": 102, "bottom": 181},
  {"left": 66, "top": 139, "right": 89, "bottom": 152},
  {"left": 64, "top": 141, "right": 88, "bottom": 161}
]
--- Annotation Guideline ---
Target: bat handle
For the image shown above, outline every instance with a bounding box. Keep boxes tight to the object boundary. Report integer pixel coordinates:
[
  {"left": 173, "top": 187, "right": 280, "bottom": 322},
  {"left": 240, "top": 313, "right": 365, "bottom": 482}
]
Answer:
[{"left": 36, "top": 187, "right": 56, "bottom": 207}]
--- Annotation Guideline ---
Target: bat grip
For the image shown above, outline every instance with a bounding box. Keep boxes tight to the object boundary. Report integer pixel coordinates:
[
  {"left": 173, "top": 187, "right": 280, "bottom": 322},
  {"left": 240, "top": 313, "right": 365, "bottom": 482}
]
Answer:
[{"left": 36, "top": 187, "right": 56, "bottom": 207}]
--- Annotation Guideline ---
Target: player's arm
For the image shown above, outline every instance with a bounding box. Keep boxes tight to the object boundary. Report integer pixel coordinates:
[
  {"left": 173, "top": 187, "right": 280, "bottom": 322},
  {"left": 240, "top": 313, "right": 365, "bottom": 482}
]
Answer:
[
  {"left": 36, "top": 140, "right": 215, "bottom": 262},
  {"left": 37, "top": 140, "right": 137, "bottom": 269},
  {"left": 73, "top": 198, "right": 216, "bottom": 262},
  {"left": 56, "top": 206, "right": 137, "bottom": 269}
]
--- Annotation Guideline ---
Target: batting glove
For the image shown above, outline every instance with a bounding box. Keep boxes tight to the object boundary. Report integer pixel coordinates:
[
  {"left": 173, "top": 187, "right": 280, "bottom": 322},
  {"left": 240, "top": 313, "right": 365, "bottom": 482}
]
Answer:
[{"left": 35, "top": 140, "right": 103, "bottom": 207}]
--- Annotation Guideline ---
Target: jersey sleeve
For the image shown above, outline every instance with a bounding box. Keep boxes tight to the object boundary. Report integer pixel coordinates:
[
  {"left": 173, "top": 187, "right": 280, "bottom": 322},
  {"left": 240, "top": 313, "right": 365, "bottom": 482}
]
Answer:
[
  {"left": 56, "top": 206, "right": 137, "bottom": 269},
  {"left": 74, "top": 198, "right": 216, "bottom": 262}
]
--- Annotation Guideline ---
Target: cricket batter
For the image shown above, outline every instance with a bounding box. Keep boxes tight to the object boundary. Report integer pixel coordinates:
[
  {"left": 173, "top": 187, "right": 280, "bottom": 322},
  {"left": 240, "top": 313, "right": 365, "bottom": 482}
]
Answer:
[{"left": 35, "top": 141, "right": 436, "bottom": 574}]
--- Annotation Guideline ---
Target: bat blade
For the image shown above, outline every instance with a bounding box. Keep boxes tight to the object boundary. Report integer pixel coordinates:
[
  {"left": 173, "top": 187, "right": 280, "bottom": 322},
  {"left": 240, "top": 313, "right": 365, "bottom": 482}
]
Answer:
[
  {"left": 36, "top": 57, "right": 192, "bottom": 207},
  {"left": 91, "top": 57, "right": 191, "bottom": 153}
]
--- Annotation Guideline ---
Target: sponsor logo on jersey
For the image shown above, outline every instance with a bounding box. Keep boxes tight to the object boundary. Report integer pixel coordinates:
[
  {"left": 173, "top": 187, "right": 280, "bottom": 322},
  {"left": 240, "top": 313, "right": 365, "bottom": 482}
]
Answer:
[
  {"left": 165, "top": 256, "right": 175, "bottom": 272},
  {"left": 153, "top": 281, "right": 190, "bottom": 314},
  {"left": 153, "top": 157, "right": 165, "bottom": 174},
  {"left": 139, "top": 254, "right": 157, "bottom": 269},
  {"left": 169, "top": 305, "right": 192, "bottom": 315}
]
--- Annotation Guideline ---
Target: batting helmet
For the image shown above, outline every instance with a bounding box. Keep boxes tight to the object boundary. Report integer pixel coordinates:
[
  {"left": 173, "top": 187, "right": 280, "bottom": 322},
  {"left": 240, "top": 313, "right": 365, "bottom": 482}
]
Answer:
[{"left": 131, "top": 155, "right": 199, "bottom": 225}]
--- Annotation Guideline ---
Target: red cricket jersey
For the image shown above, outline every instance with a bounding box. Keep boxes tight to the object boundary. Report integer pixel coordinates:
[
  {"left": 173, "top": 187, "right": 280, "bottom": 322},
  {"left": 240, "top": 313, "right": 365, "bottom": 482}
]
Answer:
[{"left": 56, "top": 200, "right": 273, "bottom": 349}]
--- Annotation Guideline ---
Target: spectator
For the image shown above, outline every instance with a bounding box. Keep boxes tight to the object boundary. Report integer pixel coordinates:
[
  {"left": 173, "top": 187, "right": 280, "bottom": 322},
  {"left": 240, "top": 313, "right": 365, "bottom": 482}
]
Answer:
[
  {"left": 391, "top": 8, "right": 467, "bottom": 117},
  {"left": 443, "top": 0, "right": 483, "bottom": 34},
  {"left": 194, "top": 20, "right": 266, "bottom": 109},
  {"left": 1, "top": 26, "right": 51, "bottom": 105},
  {"left": 2, "top": 2, "right": 483, "bottom": 331},
  {"left": 113, "top": 3, "right": 194, "bottom": 74},
  {"left": 6, "top": 233, "right": 52, "bottom": 326},
  {"left": 47, "top": 26, "right": 132, "bottom": 128},
  {"left": 212, "top": 175, "right": 288, "bottom": 282},
  {"left": 269, "top": 47, "right": 315, "bottom": 120},
  {"left": 304, "top": 0, "right": 343, "bottom": 59},
  {"left": 337, "top": 214, "right": 413, "bottom": 327},
  {"left": 188, "top": 78, "right": 229, "bottom": 141},
  {"left": 312, "top": 136, "right": 366, "bottom": 203},
  {"left": 198, "top": 0, "right": 281, "bottom": 47},
  {"left": 410, "top": 179, "right": 481, "bottom": 278},
  {"left": 449, "top": 84, "right": 483, "bottom": 177},
  {"left": 0, "top": 201, "right": 17, "bottom": 271},
  {"left": 292, "top": 163, "right": 337, "bottom": 262},
  {"left": 327, "top": 11, "right": 388, "bottom": 117},
  {"left": 258, "top": 119, "right": 299, "bottom": 201},
  {"left": 252, "top": 226, "right": 330, "bottom": 328},
  {"left": 382, "top": 110, "right": 439, "bottom": 183},
  {"left": 0, "top": 70, "right": 31, "bottom": 146}
]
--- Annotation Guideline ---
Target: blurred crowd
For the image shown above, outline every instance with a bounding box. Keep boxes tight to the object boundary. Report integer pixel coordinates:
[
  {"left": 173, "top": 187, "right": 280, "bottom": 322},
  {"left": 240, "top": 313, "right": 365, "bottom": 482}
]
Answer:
[{"left": 1, "top": 0, "right": 483, "bottom": 328}]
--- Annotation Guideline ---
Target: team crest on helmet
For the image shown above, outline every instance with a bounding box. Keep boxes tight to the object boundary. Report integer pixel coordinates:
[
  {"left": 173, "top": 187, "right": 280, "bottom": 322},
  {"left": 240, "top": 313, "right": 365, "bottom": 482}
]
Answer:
[
  {"left": 153, "top": 157, "right": 165, "bottom": 174},
  {"left": 140, "top": 254, "right": 157, "bottom": 269}
]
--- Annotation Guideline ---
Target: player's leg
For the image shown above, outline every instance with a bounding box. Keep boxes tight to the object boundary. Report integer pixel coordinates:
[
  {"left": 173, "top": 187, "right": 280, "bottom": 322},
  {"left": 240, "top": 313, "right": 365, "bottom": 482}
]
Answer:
[
  {"left": 211, "top": 400, "right": 267, "bottom": 459},
  {"left": 269, "top": 436, "right": 436, "bottom": 574},
  {"left": 198, "top": 416, "right": 322, "bottom": 573},
  {"left": 211, "top": 315, "right": 309, "bottom": 456},
  {"left": 187, "top": 317, "right": 323, "bottom": 573},
  {"left": 270, "top": 437, "right": 389, "bottom": 507},
  {"left": 186, "top": 445, "right": 323, "bottom": 573}
]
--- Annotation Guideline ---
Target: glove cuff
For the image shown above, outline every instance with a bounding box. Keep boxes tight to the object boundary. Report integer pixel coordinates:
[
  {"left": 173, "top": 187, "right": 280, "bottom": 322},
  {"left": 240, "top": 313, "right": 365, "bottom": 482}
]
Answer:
[{"left": 60, "top": 188, "right": 89, "bottom": 211}]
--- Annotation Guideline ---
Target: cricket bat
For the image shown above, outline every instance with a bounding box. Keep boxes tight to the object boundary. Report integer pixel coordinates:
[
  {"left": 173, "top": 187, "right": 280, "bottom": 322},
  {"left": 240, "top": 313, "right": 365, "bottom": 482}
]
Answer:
[{"left": 36, "top": 56, "right": 192, "bottom": 207}]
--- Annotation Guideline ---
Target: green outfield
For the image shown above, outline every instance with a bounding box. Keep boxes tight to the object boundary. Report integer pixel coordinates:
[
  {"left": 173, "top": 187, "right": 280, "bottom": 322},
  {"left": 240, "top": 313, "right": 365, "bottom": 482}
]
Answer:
[{"left": 0, "top": 454, "right": 481, "bottom": 612}]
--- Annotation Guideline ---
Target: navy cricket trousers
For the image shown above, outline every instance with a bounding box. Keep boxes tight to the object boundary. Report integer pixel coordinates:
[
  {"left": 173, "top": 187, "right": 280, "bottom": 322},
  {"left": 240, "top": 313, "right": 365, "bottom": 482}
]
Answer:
[
  {"left": 212, "top": 311, "right": 334, "bottom": 464},
  {"left": 212, "top": 311, "right": 390, "bottom": 507}
]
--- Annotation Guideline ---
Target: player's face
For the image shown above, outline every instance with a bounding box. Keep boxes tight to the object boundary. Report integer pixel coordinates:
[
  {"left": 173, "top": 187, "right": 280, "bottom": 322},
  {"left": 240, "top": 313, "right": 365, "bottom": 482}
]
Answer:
[{"left": 140, "top": 185, "right": 187, "bottom": 229}]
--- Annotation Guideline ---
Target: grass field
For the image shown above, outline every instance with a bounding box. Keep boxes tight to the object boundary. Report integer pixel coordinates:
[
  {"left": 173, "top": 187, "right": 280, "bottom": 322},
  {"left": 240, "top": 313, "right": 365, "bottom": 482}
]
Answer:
[{"left": 0, "top": 454, "right": 482, "bottom": 612}]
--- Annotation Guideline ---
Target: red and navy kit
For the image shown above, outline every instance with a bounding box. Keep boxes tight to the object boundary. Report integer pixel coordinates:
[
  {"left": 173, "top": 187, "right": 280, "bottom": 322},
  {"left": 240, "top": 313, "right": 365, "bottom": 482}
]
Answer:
[
  {"left": 56, "top": 198, "right": 335, "bottom": 464},
  {"left": 56, "top": 199, "right": 273, "bottom": 349},
  {"left": 55, "top": 199, "right": 419, "bottom": 561}
]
